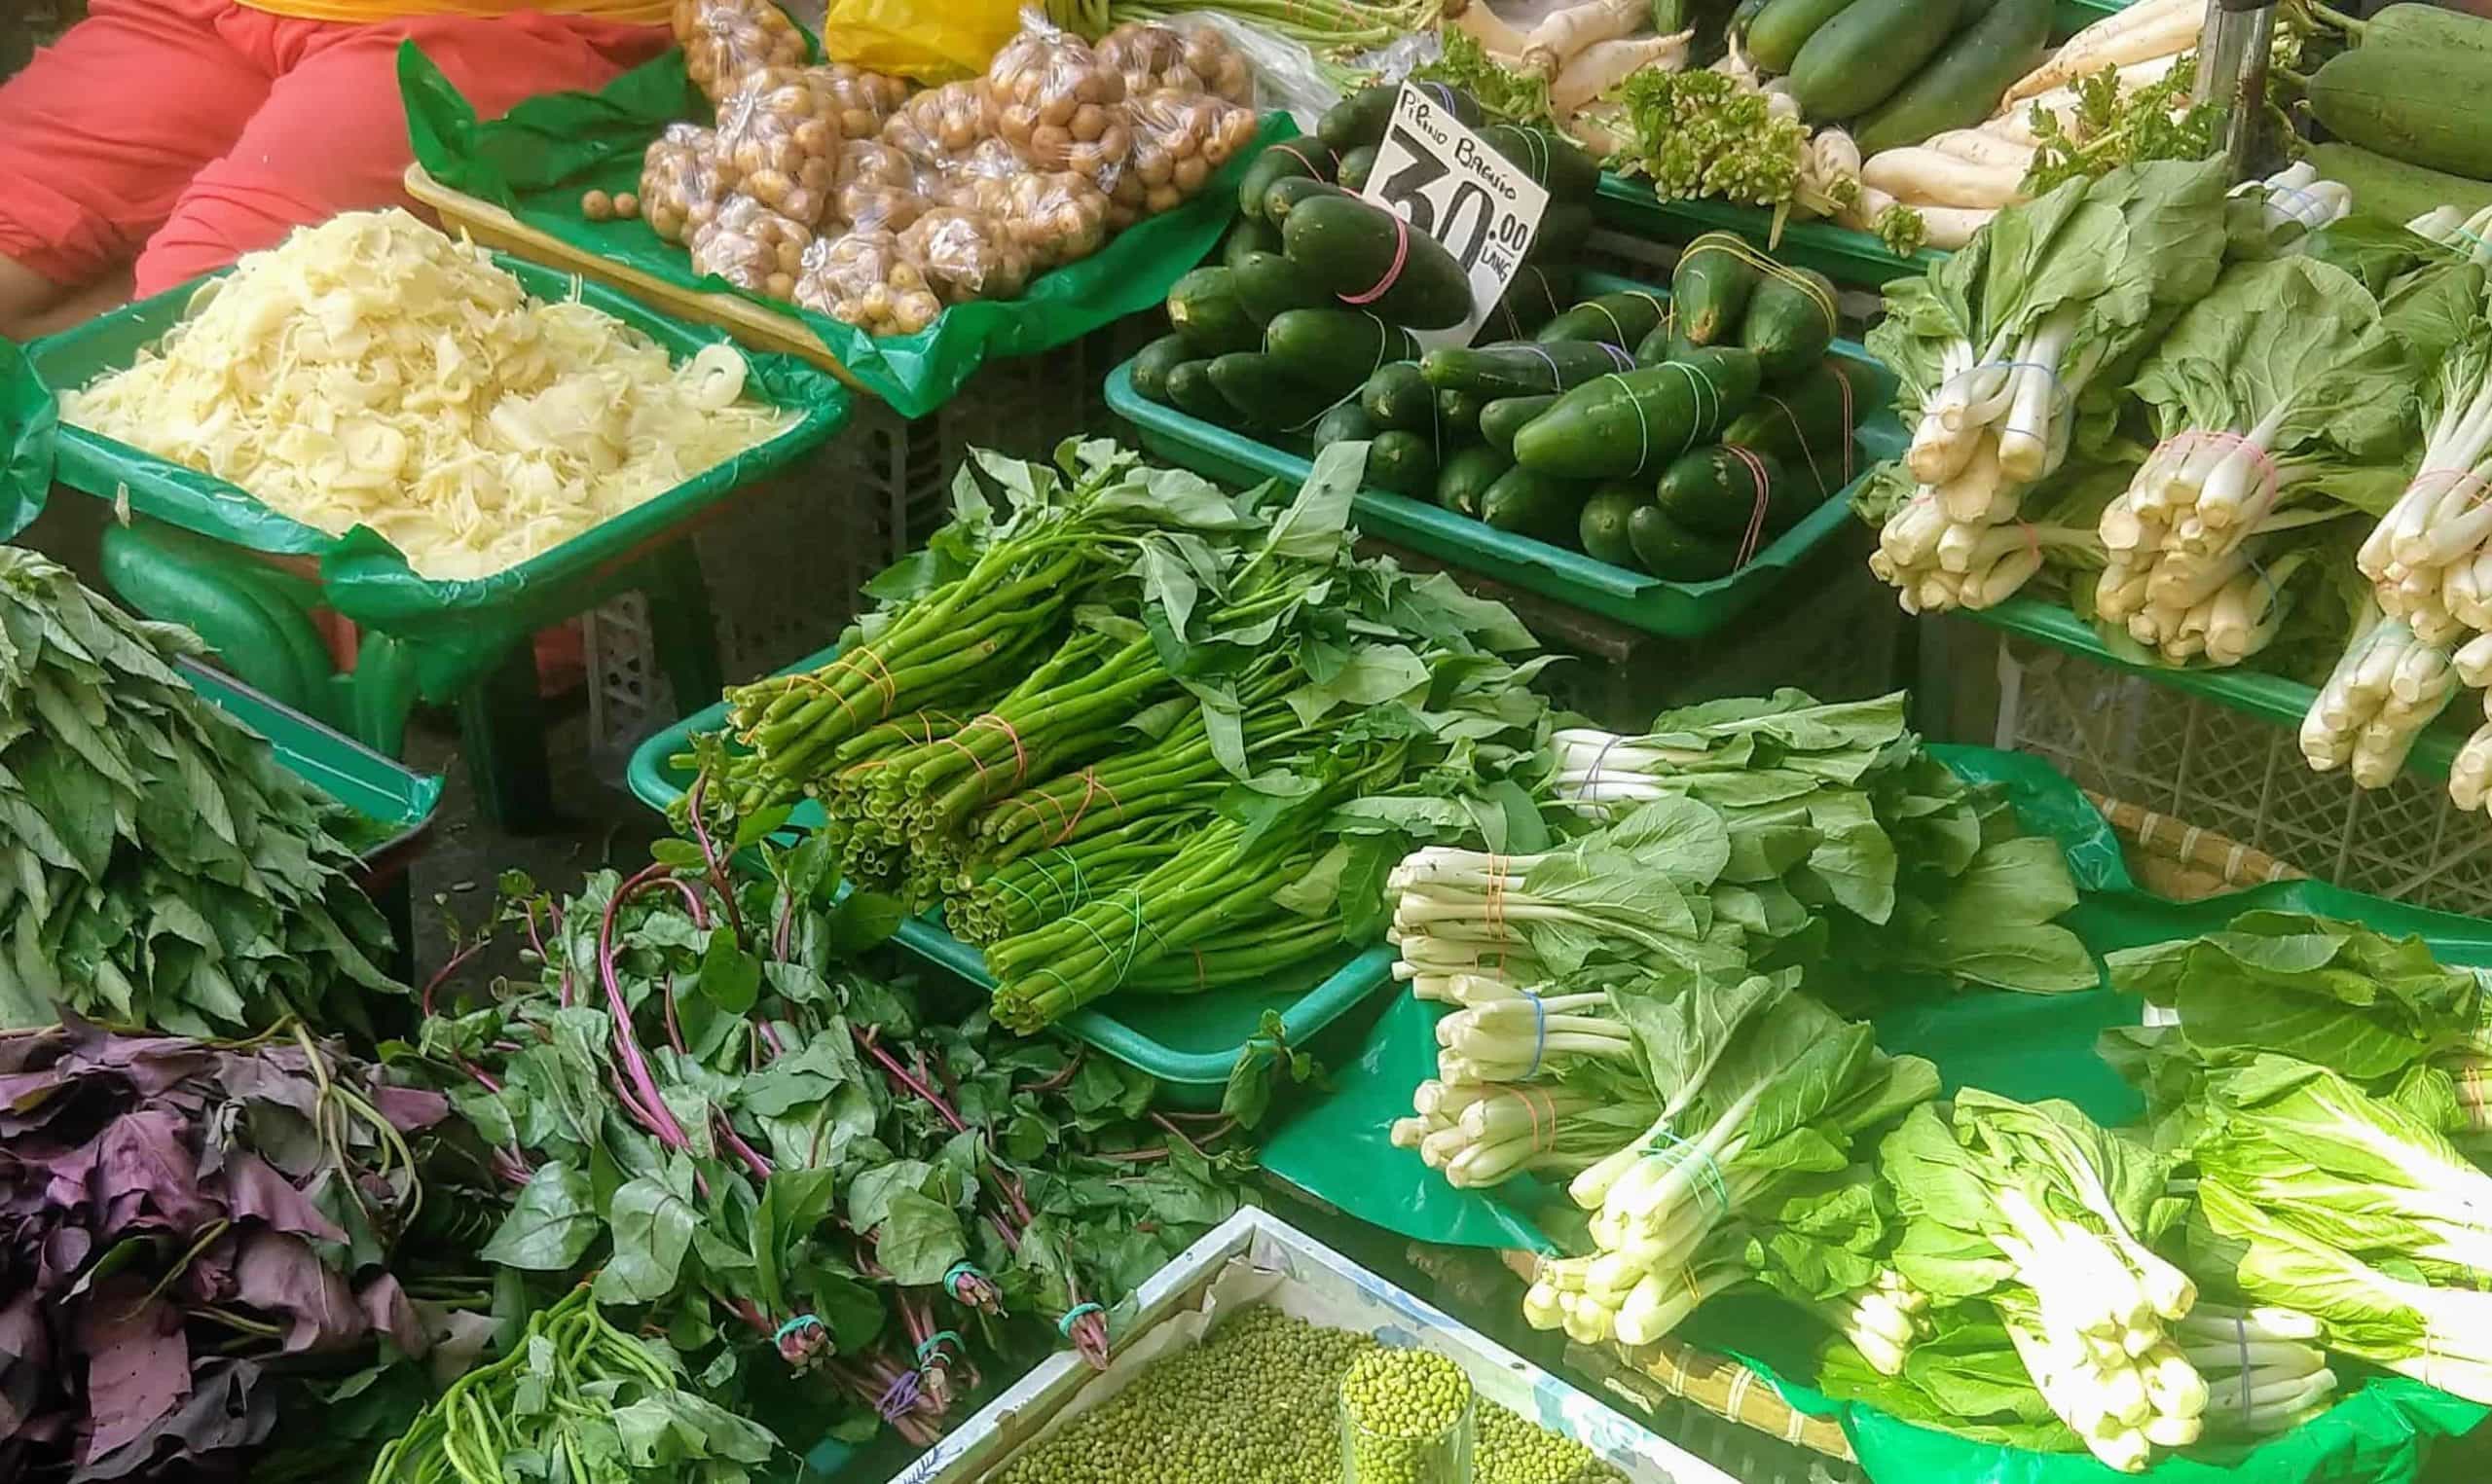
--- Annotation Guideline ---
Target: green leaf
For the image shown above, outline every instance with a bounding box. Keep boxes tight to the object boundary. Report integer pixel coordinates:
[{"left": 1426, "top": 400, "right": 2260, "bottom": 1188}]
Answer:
[
  {"left": 481, "top": 1162, "right": 601, "bottom": 1270},
  {"left": 595, "top": 1176, "right": 699, "bottom": 1305},
  {"left": 873, "top": 1187, "right": 968, "bottom": 1285},
  {"left": 1260, "top": 441, "right": 1363, "bottom": 562},
  {"left": 698, "top": 924, "right": 761, "bottom": 1015}
]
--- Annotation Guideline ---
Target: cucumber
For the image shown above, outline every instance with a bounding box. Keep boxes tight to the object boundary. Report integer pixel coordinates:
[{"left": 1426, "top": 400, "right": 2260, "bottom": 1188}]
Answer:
[
  {"left": 1438, "top": 387, "right": 1486, "bottom": 438},
  {"left": 1481, "top": 394, "right": 1558, "bottom": 455},
  {"left": 1230, "top": 251, "right": 1332, "bottom": 322},
  {"left": 1166, "top": 268, "right": 1260, "bottom": 354},
  {"left": 1131, "top": 333, "right": 1192, "bottom": 404},
  {"left": 2307, "top": 143, "right": 2492, "bottom": 228},
  {"left": 1338, "top": 145, "right": 1379, "bottom": 193},
  {"left": 1263, "top": 175, "right": 1357, "bottom": 225},
  {"left": 1511, "top": 346, "right": 1764, "bottom": 480},
  {"left": 1207, "top": 352, "right": 1342, "bottom": 431},
  {"left": 1670, "top": 233, "right": 1763, "bottom": 348},
  {"left": 1164, "top": 360, "right": 1236, "bottom": 425},
  {"left": 1787, "top": 0, "right": 1966, "bottom": 123},
  {"left": 1411, "top": 82, "right": 1483, "bottom": 127},
  {"left": 1633, "top": 321, "right": 1700, "bottom": 367},
  {"left": 1484, "top": 266, "right": 1578, "bottom": 341},
  {"left": 1312, "top": 401, "right": 1379, "bottom": 449},
  {"left": 1264, "top": 308, "right": 1422, "bottom": 395},
  {"left": 1527, "top": 202, "right": 1595, "bottom": 263},
  {"left": 1421, "top": 340, "right": 1636, "bottom": 397},
  {"left": 2361, "top": 3, "right": 2492, "bottom": 61},
  {"left": 1284, "top": 195, "right": 1475, "bottom": 329},
  {"left": 1318, "top": 86, "right": 1398, "bottom": 153},
  {"left": 1655, "top": 445, "right": 1804, "bottom": 539},
  {"left": 1238, "top": 140, "right": 1336, "bottom": 221},
  {"left": 1739, "top": 268, "right": 1838, "bottom": 380},
  {"left": 1578, "top": 485, "right": 1644, "bottom": 566},
  {"left": 1719, "top": 359, "right": 1862, "bottom": 494},
  {"left": 1535, "top": 289, "right": 1671, "bottom": 348},
  {"left": 1361, "top": 362, "right": 1438, "bottom": 431},
  {"left": 1854, "top": 0, "right": 2049, "bottom": 156},
  {"left": 1480, "top": 465, "right": 1589, "bottom": 542},
  {"left": 1746, "top": 0, "right": 1863, "bottom": 74},
  {"left": 1436, "top": 445, "right": 1515, "bottom": 517},
  {"left": 1482, "top": 125, "right": 1601, "bottom": 202},
  {"left": 1368, "top": 430, "right": 1440, "bottom": 497},
  {"left": 1628, "top": 504, "right": 1741, "bottom": 581},
  {"left": 2309, "top": 46, "right": 2492, "bottom": 180},
  {"left": 1223, "top": 215, "right": 1284, "bottom": 271},
  {"left": 1728, "top": 0, "right": 1772, "bottom": 44}
]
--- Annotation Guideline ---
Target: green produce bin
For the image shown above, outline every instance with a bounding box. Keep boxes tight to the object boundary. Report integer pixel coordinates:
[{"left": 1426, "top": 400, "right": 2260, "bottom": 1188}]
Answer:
[
  {"left": 22, "top": 254, "right": 850, "bottom": 829},
  {"left": 626, "top": 680, "right": 1395, "bottom": 1109},
  {"left": 1591, "top": 0, "right": 2136, "bottom": 289},
  {"left": 1107, "top": 271, "right": 1903, "bottom": 637},
  {"left": 1960, "top": 596, "right": 2470, "bottom": 780}
]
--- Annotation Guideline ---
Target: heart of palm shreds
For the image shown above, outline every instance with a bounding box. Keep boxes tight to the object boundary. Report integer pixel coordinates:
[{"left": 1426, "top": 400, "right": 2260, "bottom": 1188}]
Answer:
[
  {"left": 0, "top": 546, "right": 399, "bottom": 1036},
  {"left": 701, "top": 438, "right": 1558, "bottom": 1032}
]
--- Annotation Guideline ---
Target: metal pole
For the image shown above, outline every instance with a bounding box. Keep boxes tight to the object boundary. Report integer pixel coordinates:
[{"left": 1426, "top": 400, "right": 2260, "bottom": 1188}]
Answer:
[{"left": 2196, "top": 0, "right": 2278, "bottom": 181}]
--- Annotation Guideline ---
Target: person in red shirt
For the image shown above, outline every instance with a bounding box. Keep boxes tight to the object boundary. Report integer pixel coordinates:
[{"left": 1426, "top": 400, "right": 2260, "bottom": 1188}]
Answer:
[{"left": 0, "top": 0, "right": 674, "bottom": 340}]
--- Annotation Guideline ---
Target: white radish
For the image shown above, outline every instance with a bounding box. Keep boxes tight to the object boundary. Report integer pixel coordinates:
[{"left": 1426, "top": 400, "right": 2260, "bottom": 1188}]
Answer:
[
  {"left": 2004, "top": 0, "right": 2200, "bottom": 107},
  {"left": 1442, "top": 0, "right": 1532, "bottom": 59},
  {"left": 1520, "top": 0, "right": 1648, "bottom": 79},
  {"left": 1550, "top": 31, "right": 1692, "bottom": 116},
  {"left": 1923, "top": 128, "right": 2037, "bottom": 169},
  {"left": 1863, "top": 148, "right": 2026, "bottom": 210}
]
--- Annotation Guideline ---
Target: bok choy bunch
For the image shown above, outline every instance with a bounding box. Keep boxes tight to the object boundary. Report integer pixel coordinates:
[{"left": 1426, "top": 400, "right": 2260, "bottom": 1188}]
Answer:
[
  {"left": 1860, "top": 159, "right": 2232, "bottom": 613},
  {"left": 1883, "top": 1092, "right": 2204, "bottom": 1472}
]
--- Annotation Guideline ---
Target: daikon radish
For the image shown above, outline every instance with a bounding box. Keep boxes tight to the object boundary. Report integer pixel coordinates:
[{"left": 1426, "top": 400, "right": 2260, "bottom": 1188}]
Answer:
[
  {"left": 1521, "top": 0, "right": 1648, "bottom": 79},
  {"left": 1443, "top": 0, "right": 1532, "bottom": 59},
  {"left": 1863, "top": 148, "right": 2026, "bottom": 210},
  {"left": 1839, "top": 182, "right": 1902, "bottom": 233},
  {"left": 2004, "top": 0, "right": 2198, "bottom": 106},
  {"left": 1920, "top": 204, "right": 1998, "bottom": 251},
  {"left": 1923, "top": 128, "right": 2035, "bottom": 169},
  {"left": 2000, "top": 52, "right": 2188, "bottom": 131},
  {"left": 1551, "top": 30, "right": 1692, "bottom": 116}
]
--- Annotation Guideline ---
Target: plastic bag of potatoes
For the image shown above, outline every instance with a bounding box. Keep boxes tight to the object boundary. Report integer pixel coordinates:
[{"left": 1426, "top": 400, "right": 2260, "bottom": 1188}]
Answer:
[
  {"left": 674, "top": 0, "right": 807, "bottom": 102},
  {"left": 689, "top": 195, "right": 814, "bottom": 300},
  {"left": 636, "top": 123, "right": 729, "bottom": 243},
  {"left": 1095, "top": 20, "right": 1251, "bottom": 106},
  {"left": 899, "top": 207, "right": 1032, "bottom": 304},
  {"left": 981, "top": 14, "right": 1130, "bottom": 187},
  {"left": 792, "top": 230, "right": 942, "bottom": 336}
]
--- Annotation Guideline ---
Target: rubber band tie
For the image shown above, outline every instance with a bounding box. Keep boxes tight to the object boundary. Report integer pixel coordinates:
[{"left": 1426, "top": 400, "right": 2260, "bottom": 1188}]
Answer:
[
  {"left": 1269, "top": 141, "right": 1330, "bottom": 178},
  {"left": 1577, "top": 731, "right": 1630, "bottom": 804},
  {"left": 1726, "top": 444, "right": 1775, "bottom": 568},
  {"left": 1483, "top": 851, "right": 1509, "bottom": 939},
  {"left": 1521, "top": 987, "right": 1550, "bottom": 1077},
  {"left": 2453, "top": 227, "right": 2492, "bottom": 258},
  {"left": 1339, "top": 215, "right": 1411, "bottom": 307},
  {"left": 2154, "top": 430, "right": 2280, "bottom": 508},
  {"left": 1523, "top": 343, "right": 1566, "bottom": 390},
  {"left": 2235, "top": 1317, "right": 2253, "bottom": 1418},
  {"left": 941, "top": 1261, "right": 987, "bottom": 1300},
  {"left": 917, "top": 1330, "right": 962, "bottom": 1366},
  {"left": 1601, "top": 372, "right": 1655, "bottom": 476},
  {"left": 1057, "top": 1302, "right": 1106, "bottom": 1337},
  {"left": 1284, "top": 383, "right": 1364, "bottom": 435},
  {"left": 1505, "top": 1086, "right": 1551, "bottom": 1153},
  {"left": 1643, "top": 1127, "right": 1729, "bottom": 1213},
  {"left": 1679, "top": 1263, "right": 1704, "bottom": 1309},
  {"left": 877, "top": 1368, "right": 921, "bottom": 1421},
  {"left": 1600, "top": 342, "right": 1634, "bottom": 372},
  {"left": 775, "top": 1314, "right": 825, "bottom": 1344},
  {"left": 1591, "top": 302, "right": 1631, "bottom": 349},
  {"left": 1834, "top": 363, "right": 1856, "bottom": 484},
  {"left": 1050, "top": 768, "right": 1127, "bottom": 846}
]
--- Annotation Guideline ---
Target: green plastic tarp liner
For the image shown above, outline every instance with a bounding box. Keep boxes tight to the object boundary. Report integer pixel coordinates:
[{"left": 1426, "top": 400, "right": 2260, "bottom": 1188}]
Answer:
[
  {"left": 398, "top": 42, "right": 1288, "bottom": 419},
  {"left": 0, "top": 336, "right": 57, "bottom": 542},
  {"left": 1264, "top": 743, "right": 2492, "bottom": 1484},
  {"left": 23, "top": 255, "right": 848, "bottom": 700}
]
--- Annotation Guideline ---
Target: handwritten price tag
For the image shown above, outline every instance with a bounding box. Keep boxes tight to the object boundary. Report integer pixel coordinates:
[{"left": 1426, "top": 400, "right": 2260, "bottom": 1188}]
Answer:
[{"left": 1359, "top": 83, "right": 1551, "bottom": 348}]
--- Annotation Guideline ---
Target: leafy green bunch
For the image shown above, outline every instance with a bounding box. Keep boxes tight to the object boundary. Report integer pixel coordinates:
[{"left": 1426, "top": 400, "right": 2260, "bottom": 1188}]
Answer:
[
  {"left": 1607, "top": 68, "right": 1806, "bottom": 210},
  {"left": 0, "top": 546, "right": 398, "bottom": 1036}
]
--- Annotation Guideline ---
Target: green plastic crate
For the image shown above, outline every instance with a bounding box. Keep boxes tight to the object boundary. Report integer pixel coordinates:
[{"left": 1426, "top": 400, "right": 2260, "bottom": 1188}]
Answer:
[
  {"left": 178, "top": 659, "right": 443, "bottom": 862},
  {"left": 626, "top": 685, "right": 1395, "bottom": 1110},
  {"left": 1593, "top": 0, "right": 2137, "bottom": 288},
  {"left": 1108, "top": 271, "right": 1904, "bottom": 636}
]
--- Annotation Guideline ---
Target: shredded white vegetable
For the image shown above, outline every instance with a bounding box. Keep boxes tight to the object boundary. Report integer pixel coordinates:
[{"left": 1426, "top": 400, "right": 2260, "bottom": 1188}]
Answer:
[{"left": 62, "top": 211, "right": 799, "bottom": 581}]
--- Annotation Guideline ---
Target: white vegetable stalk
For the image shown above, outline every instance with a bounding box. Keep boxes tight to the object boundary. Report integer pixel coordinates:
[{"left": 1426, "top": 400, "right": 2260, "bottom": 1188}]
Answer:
[
  {"left": 2407, "top": 203, "right": 2492, "bottom": 269},
  {"left": 1869, "top": 501, "right": 2100, "bottom": 616},
  {"left": 2301, "top": 606, "right": 2457, "bottom": 787},
  {"left": 2229, "top": 162, "right": 2351, "bottom": 240},
  {"left": 1997, "top": 1291, "right": 2204, "bottom": 1474}
]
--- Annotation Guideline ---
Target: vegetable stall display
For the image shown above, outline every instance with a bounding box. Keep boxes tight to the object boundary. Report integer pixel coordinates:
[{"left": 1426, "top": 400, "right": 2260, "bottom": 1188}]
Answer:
[{"left": 618, "top": 4, "right": 1259, "bottom": 337}]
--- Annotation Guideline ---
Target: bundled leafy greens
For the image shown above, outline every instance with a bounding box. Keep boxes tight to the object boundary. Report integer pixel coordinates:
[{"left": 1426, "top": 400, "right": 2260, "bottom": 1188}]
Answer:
[
  {"left": 0, "top": 547, "right": 399, "bottom": 1035},
  {"left": 698, "top": 440, "right": 1551, "bottom": 1032},
  {"left": 0, "top": 1017, "right": 464, "bottom": 1480}
]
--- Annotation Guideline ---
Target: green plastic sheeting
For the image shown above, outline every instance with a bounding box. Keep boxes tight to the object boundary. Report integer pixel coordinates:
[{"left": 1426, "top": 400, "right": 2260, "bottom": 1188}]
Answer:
[
  {"left": 1264, "top": 743, "right": 2492, "bottom": 1484},
  {"left": 398, "top": 43, "right": 1287, "bottom": 419},
  {"left": 0, "top": 337, "right": 55, "bottom": 542},
  {"left": 23, "top": 254, "right": 847, "bottom": 700}
]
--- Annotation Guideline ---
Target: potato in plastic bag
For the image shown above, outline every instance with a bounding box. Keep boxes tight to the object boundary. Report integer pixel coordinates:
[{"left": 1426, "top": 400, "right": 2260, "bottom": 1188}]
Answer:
[
  {"left": 639, "top": 123, "right": 729, "bottom": 244},
  {"left": 997, "top": 171, "right": 1109, "bottom": 270},
  {"left": 982, "top": 14, "right": 1129, "bottom": 180},
  {"left": 690, "top": 196, "right": 815, "bottom": 300},
  {"left": 793, "top": 230, "right": 942, "bottom": 336},
  {"left": 1097, "top": 20, "right": 1251, "bottom": 105},
  {"left": 713, "top": 71, "right": 846, "bottom": 226},
  {"left": 834, "top": 139, "right": 934, "bottom": 232},
  {"left": 1120, "top": 87, "right": 1257, "bottom": 215},
  {"left": 675, "top": 0, "right": 808, "bottom": 102},
  {"left": 814, "top": 61, "right": 912, "bottom": 138},
  {"left": 883, "top": 79, "right": 986, "bottom": 162},
  {"left": 935, "top": 137, "right": 1027, "bottom": 212},
  {"left": 899, "top": 206, "right": 1031, "bottom": 304}
]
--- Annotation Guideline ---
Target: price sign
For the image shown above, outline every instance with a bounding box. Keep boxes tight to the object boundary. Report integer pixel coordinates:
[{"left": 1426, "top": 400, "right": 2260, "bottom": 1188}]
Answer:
[{"left": 1359, "top": 83, "right": 1551, "bottom": 348}]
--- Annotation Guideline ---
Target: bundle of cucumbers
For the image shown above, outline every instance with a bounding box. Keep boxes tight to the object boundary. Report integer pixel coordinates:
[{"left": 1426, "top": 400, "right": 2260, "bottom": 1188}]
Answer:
[
  {"left": 1137, "top": 219, "right": 1864, "bottom": 585},
  {"left": 2307, "top": 4, "right": 2492, "bottom": 225},
  {"left": 1740, "top": 0, "right": 2053, "bottom": 154}
]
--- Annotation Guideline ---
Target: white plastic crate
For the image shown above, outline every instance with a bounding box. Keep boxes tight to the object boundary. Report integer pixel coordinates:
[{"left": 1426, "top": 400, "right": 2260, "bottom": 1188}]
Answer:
[
  {"left": 1993, "top": 635, "right": 2492, "bottom": 914},
  {"left": 906, "top": 1206, "right": 1741, "bottom": 1484}
]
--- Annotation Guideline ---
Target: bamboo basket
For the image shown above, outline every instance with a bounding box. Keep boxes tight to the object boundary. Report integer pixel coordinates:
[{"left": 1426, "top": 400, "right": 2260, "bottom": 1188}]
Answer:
[{"left": 1419, "top": 799, "right": 2301, "bottom": 1483}]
